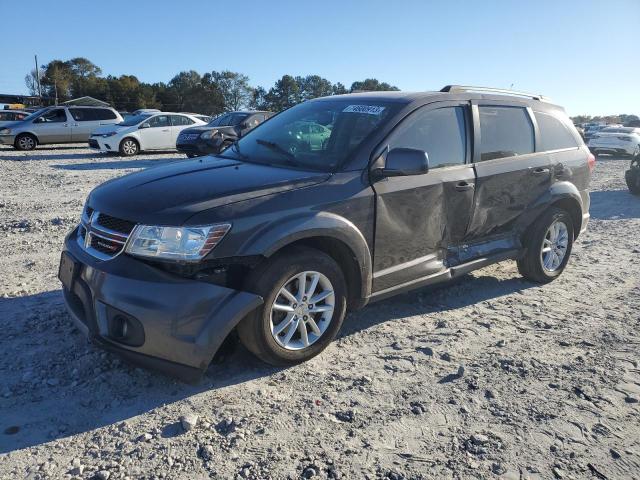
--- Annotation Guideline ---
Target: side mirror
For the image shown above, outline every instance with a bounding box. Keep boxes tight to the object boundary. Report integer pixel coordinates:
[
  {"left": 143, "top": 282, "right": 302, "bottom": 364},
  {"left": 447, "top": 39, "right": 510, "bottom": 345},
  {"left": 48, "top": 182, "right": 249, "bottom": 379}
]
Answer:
[
  {"left": 139, "top": 123, "right": 150, "bottom": 129},
  {"left": 372, "top": 148, "right": 429, "bottom": 179},
  {"left": 33, "top": 117, "right": 44, "bottom": 124}
]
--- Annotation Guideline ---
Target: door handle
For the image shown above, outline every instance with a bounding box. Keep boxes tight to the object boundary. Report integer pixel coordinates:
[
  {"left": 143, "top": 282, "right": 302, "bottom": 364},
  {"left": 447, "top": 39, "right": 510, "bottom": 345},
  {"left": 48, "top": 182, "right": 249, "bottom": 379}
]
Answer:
[
  {"left": 455, "top": 181, "right": 475, "bottom": 191},
  {"left": 531, "top": 167, "right": 550, "bottom": 175},
  {"left": 161, "top": 129, "right": 170, "bottom": 132}
]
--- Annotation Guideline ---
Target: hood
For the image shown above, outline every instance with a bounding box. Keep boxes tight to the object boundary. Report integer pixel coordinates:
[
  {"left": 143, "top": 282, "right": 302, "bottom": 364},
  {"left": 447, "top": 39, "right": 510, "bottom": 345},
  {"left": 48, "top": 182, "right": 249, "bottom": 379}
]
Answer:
[
  {"left": 181, "top": 125, "right": 237, "bottom": 135},
  {"left": 91, "top": 124, "right": 129, "bottom": 135},
  {"left": 88, "top": 157, "right": 331, "bottom": 225}
]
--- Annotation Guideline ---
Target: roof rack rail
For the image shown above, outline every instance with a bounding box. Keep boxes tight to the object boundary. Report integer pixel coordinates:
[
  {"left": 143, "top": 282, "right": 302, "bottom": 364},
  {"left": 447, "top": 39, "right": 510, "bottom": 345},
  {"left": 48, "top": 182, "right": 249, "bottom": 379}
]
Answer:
[{"left": 440, "top": 85, "right": 550, "bottom": 102}]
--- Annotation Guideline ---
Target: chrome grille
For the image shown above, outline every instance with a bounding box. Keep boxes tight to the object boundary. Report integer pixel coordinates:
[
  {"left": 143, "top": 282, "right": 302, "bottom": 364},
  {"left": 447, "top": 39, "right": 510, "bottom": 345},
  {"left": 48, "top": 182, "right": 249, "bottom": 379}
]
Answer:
[{"left": 77, "top": 210, "right": 136, "bottom": 260}]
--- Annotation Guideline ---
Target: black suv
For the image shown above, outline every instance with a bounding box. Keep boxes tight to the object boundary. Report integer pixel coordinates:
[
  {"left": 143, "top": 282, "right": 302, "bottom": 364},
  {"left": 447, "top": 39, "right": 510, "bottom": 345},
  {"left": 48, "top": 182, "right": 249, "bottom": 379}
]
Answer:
[
  {"left": 59, "top": 86, "right": 593, "bottom": 381},
  {"left": 626, "top": 151, "right": 640, "bottom": 195},
  {"left": 176, "top": 110, "right": 274, "bottom": 157}
]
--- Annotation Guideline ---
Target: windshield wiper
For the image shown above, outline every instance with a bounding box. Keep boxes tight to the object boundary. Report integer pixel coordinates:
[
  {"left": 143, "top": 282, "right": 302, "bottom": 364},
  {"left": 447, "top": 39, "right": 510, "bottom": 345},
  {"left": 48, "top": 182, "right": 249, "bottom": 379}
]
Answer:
[{"left": 255, "top": 139, "right": 296, "bottom": 164}]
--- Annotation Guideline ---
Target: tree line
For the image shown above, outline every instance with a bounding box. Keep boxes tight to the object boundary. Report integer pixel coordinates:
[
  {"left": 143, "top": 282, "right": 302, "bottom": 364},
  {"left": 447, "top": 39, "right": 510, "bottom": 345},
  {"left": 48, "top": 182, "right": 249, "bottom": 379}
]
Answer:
[{"left": 25, "top": 57, "right": 399, "bottom": 114}]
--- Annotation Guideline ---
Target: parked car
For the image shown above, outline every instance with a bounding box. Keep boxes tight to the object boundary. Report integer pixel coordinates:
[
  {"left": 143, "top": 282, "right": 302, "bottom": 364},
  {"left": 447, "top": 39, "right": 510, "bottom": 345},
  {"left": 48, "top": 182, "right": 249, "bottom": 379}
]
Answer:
[
  {"left": 89, "top": 112, "right": 207, "bottom": 156},
  {"left": 176, "top": 110, "right": 273, "bottom": 157},
  {"left": 583, "top": 124, "right": 608, "bottom": 141},
  {"left": 180, "top": 112, "right": 212, "bottom": 123},
  {"left": 132, "top": 108, "right": 161, "bottom": 115},
  {"left": 60, "top": 86, "right": 592, "bottom": 381},
  {"left": 0, "top": 106, "right": 123, "bottom": 151},
  {"left": 626, "top": 150, "right": 640, "bottom": 195},
  {"left": 588, "top": 127, "right": 640, "bottom": 157},
  {"left": 0, "top": 109, "right": 29, "bottom": 127}
]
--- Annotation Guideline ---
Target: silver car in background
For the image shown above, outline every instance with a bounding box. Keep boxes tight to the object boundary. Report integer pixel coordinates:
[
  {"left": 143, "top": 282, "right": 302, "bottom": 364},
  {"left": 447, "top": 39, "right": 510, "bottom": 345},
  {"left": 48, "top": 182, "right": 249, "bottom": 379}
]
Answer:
[
  {"left": 588, "top": 126, "right": 640, "bottom": 157},
  {"left": 0, "top": 106, "right": 123, "bottom": 151}
]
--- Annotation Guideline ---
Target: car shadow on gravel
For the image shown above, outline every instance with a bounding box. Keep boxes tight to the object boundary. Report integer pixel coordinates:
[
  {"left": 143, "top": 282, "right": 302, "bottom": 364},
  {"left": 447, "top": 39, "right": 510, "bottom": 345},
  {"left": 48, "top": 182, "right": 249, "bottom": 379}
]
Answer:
[
  {"left": 0, "top": 290, "right": 281, "bottom": 454},
  {"left": 589, "top": 189, "right": 640, "bottom": 220}
]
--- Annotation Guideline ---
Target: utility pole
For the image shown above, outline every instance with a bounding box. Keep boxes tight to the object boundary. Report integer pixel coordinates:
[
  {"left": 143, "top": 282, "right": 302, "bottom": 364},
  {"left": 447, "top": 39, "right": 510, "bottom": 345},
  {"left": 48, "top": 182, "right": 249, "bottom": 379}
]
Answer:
[{"left": 34, "top": 55, "right": 42, "bottom": 102}]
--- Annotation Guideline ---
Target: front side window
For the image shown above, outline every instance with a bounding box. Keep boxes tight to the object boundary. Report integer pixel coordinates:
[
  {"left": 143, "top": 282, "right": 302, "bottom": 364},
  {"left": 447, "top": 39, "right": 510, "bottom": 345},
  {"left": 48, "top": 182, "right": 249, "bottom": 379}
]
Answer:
[
  {"left": 478, "top": 106, "right": 534, "bottom": 161},
  {"left": 38, "top": 109, "right": 67, "bottom": 123},
  {"left": 534, "top": 111, "right": 579, "bottom": 151},
  {"left": 147, "top": 115, "right": 170, "bottom": 128},
  {"left": 226, "top": 99, "right": 400, "bottom": 172},
  {"left": 70, "top": 108, "right": 92, "bottom": 121},
  {"left": 388, "top": 106, "right": 467, "bottom": 168}
]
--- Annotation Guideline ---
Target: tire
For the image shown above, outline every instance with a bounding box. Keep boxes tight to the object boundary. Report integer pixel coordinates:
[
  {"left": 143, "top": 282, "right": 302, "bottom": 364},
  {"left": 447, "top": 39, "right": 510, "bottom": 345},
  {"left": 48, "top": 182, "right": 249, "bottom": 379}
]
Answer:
[
  {"left": 626, "top": 167, "right": 640, "bottom": 195},
  {"left": 119, "top": 138, "right": 139, "bottom": 156},
  {"left": 517, "top": 207, "right": 574, "bottom": 283},
  {"left": 237, "top": 246, "right": 348, "bottom": 366},
  {"left": 14, "top": 134, "right": 37, "bottom": 151}
]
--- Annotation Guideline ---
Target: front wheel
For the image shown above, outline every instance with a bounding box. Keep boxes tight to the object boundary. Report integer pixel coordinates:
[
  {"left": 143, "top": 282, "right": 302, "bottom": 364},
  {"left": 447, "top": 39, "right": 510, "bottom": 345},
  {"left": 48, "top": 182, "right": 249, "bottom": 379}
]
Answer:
[
  {"left": 15, "top": 134, "right": 37, "bottom": 151},
  {"left": 626, "top": 161, "right": 640, "bottom": 195},
  {"left": 119, "top": 138, "right": 139, "bottom": 156},
  {"left": 237, "top": 246, "right": 347, "bottom": 366},
  {"left": 517, "top": 208, "right": 574, "bottom": 283}
]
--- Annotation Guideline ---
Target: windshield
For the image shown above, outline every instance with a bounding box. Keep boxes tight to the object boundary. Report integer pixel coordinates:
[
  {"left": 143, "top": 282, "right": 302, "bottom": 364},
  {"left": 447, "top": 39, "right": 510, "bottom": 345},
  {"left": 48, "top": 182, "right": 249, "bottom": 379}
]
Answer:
[
  {"left": 23, "top": 108, "right": 47, "bottom": 122},
  {"left": 224, "top": 100, "right": 399, "bottom": 171},
  {"left": 118, "top": 114, "right": 152, "bottom": 127}
]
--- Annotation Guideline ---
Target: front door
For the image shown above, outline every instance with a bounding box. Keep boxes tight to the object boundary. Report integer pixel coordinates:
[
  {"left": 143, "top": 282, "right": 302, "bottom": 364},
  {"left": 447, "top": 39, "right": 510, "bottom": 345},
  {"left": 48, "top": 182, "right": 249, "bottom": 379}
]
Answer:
[
  {"left": 169, "top": 115, "right": 196, "bottom": 149},
  {"left": 371, "top": 103, "right": 475, "bottom": 293},
  {"left": 464, "top": 103, "right": 551, "bottom": 244},
  {"left": 139, "top": 114, "right": 172, "bottom": 150},
  {"left": 32, "top": 108, "right": 71, "bottom": 143}
]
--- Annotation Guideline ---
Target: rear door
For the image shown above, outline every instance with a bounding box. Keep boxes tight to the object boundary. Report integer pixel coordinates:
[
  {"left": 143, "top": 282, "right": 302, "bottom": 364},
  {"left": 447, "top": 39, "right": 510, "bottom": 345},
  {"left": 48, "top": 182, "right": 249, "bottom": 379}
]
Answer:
[
  {"left": 32, "top": 108, "right": 71, "bottom": 143},
  {"left": 372, "top": 102, "right": 475, "bottom": 292},
  {"left": 465, "top": 103, "right": 550, "bottom": 243}
]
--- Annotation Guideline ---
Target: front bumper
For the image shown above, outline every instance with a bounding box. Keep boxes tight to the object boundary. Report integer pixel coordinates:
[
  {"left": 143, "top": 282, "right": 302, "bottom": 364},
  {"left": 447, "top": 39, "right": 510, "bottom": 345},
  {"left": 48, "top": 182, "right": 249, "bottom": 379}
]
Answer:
[
  {"left": 61, "top": 227, "right": 263, "bottom": 382},
  {"left": 0, "top": 134, "right": 16, "bottom": 145},
  {"left": 176, "top": 137, "right": 225, "bottom": 156},
  {"left": 88, "top": 136, "right": 117, "bottom": 152}
]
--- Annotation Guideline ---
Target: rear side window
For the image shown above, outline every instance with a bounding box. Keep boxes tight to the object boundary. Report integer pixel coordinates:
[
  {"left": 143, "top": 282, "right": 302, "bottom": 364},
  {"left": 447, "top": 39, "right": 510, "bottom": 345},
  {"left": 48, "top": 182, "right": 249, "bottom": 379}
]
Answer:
[
  {"left": 534, "top": 111, "right": 578, "bottom": 151},
  {"left": 147, "top": 115, "right": 170, "bottom": 128},
  {"left": 170, "top": 115, "right": 194, "bottom": 126},
  {"left": 92, "top": 108, "right": 117, "bottom": 120},
  {"left": 388, "top": 106, "right": 467, "bottom": 168},
  {"left": 478, "top": 106, "right": 533, "bottom": 161}
]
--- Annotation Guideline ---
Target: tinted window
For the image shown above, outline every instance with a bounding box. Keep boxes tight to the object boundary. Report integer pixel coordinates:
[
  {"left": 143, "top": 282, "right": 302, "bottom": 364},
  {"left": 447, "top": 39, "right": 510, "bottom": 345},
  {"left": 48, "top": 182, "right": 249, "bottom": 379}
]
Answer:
[
  {"left": 92, "top": 108, "right": 117, "bottom": 120},
  {"left": 170, "top": 115, "right": 194, "bottom": 126},
  {"left": 534, "top": 111, "right": 578, "bottom": 151},
  {"left": 0, "top": 112, "right": 10, "bottom": 120},
  {"left": 226, "top": 113, "right": 250, "bottom": 126},
  {"left": 147, "top": 115, "right": 170, "bottom": 128},
  {"left": 209, "top": 114, "right": 229, "bottom": 127},
  {"left": 478, "top": 106, "right": 534, "bottom": 161},
  {"left": 119, "top": 114, "right": 152, "bottom": 127},
  {"left": 70, "top": 108, "right": 92, "bottom": 121},
  {"left": 38, "top": 109, "right": 67, "bottom": 123},
  {"left": 15, "top": 113, "right": 28, "bottom": 120},
  {"left": 389, "top": 106, "right": 467, "bottom": 168}
]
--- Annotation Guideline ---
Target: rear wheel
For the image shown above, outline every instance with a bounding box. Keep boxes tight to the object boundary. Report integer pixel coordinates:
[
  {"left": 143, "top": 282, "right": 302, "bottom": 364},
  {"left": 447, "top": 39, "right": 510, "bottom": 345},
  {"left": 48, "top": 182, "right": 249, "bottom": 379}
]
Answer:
[
  {"left": 14, "top": 134, "right": 37, "bottom": 151},
  {"left": 237, "top": 246, "right": 347, "bottom": 366},
  {"left": 517, "top": 208, "right": 574, "bottom": 283},
  {"left": 626, "top": 159, "right": 640, "bottom": 195},
  {"left": 119, "top": 138, "right": 139, "bottom": 156}
]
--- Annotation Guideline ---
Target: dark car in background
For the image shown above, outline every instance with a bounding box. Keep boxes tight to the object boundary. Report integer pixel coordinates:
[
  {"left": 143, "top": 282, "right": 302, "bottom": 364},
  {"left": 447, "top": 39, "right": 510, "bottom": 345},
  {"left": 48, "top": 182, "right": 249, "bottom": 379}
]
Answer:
[
  {"left": 176, "top": 110, "right": 273, "bottom": 157},
  {"left": 626, "top": 150, "right": 640, "bottom": 195},
  {"left": 60, "top": 86, "right": 592, "bottom": 381}
]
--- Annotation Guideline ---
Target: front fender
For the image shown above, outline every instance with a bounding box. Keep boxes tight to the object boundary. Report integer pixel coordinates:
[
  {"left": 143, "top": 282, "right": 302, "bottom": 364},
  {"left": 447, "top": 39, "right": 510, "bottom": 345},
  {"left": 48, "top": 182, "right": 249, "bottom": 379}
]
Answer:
[{"left": 238, "top": 211, "right": 373, "bottom": 300}]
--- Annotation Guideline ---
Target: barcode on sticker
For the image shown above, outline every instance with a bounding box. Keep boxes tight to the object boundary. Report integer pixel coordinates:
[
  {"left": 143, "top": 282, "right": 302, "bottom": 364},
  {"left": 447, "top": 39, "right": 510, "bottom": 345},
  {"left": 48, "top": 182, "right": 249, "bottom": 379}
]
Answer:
[{"left": 342, "top": 105, "right": 386, "bottom": 115}]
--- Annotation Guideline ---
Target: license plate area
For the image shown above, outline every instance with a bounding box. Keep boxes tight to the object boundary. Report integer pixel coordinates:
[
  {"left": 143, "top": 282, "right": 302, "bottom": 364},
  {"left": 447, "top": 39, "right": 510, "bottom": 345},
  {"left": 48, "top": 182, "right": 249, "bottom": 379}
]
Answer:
[{"left": 58, "top": 251, "right": 80, "bottom": 290}]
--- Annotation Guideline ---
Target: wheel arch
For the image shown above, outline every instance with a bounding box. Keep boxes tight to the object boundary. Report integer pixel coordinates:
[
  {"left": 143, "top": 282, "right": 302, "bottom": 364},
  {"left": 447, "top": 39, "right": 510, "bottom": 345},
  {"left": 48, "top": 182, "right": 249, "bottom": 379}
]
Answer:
[
  {"left": 239, "top": 212, "right": 372, "bottom": 308},
  {"left": 525, "top": 181, "right": 585, "bottom": 241},
  {"left": 120, "top": 136, "right": 140, "bottom": 151},
  {"left": 15, "top": 131, "right": 39, "bottom": 145}
]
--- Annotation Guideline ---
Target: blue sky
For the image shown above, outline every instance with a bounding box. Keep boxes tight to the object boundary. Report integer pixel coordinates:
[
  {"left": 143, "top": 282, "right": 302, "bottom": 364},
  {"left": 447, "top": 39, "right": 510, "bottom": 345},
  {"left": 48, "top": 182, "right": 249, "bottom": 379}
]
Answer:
[{"left": 2, "top": 0, "right": 638, "bottom": 116}]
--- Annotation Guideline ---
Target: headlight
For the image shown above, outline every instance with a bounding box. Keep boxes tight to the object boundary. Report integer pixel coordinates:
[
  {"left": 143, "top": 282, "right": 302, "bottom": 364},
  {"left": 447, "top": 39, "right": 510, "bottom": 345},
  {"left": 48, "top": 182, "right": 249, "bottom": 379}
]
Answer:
[
  {"left": 101, "top": 131, "right": 117, "bottom": 138},
  {"left": 200, "top": 129, "right": 218, "bottom": 140},
  {"left": 0, "top": 128, "right": 11, "bottom": 135},
  {"left": 125, "top": 224, "right": 231, "bottom": 261}
]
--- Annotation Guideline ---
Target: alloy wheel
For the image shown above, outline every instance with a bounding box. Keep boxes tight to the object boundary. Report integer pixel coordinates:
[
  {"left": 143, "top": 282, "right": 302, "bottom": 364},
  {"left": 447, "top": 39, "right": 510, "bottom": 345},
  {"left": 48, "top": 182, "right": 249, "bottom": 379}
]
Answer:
[
  {"left": 122, "top": 140, "right": 137, "bottom": 155},
  {"left": 18, "top": 136, "right": 35, "bottom": 150},
  {"left": 540, "top": 220, "right": 569, "bottom": 272},
  {"left": 269, "top": 271, "right": 335, "bottom": 350}
]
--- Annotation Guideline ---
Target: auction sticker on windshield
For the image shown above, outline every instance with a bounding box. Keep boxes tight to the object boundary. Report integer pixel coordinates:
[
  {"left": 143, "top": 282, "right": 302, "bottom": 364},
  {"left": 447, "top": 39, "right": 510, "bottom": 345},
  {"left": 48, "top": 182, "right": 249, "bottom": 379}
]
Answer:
[{"left": 342, "top": 105, "right": 386, "bottom": 115}]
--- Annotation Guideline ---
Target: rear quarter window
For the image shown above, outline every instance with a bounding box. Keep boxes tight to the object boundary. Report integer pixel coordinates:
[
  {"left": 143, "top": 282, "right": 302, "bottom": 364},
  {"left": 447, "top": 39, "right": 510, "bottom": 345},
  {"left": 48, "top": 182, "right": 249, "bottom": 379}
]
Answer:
[
  {"left": 534, "top": 111, "right": 579, "bottom": 151},
  {"left": 478, "top": 106, "right": 534, "bottom": 161},
  {"left": 93, "top": 108, "right": 117, "bottom": 121}
]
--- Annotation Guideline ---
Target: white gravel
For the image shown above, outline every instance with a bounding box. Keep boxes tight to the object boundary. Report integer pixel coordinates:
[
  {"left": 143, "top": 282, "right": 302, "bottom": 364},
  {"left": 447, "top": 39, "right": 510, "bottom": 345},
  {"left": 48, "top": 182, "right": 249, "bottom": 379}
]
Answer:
[{"left": 0, "top": 145, "right": 639, "bottom": 479}]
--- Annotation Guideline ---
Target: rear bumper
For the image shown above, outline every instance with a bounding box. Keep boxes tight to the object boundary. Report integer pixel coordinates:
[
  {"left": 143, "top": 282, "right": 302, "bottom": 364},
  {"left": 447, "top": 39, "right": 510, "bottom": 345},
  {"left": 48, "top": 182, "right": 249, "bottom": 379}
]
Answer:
[{"left": 61, "top": 227, "right": 263, "bottom": 382}]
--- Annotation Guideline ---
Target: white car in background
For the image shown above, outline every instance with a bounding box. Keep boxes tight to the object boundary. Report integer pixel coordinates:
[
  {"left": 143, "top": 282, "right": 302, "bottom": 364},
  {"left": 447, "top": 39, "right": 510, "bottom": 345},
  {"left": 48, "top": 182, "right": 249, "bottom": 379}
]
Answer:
[
  {"left": 588, "top": 126, "right": 640, "bottom": 157},
  {"left": 89, "top": 112, "right": 206, "bottom": 156}
]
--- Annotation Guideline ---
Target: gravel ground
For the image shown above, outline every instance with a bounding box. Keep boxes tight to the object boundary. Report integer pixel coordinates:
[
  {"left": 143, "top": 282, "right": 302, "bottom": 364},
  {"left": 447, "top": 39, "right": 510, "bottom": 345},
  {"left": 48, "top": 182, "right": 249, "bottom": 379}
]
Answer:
[{"left": 0, "top": 145, "right": 638, "bottom": 480}]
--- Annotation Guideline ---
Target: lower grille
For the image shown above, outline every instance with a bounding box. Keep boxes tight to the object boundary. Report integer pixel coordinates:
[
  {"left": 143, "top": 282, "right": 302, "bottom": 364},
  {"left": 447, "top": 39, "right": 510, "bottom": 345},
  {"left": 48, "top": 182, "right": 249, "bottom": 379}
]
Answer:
[{"left": 88, "top": 139, "right": 99, "bottom": 148}]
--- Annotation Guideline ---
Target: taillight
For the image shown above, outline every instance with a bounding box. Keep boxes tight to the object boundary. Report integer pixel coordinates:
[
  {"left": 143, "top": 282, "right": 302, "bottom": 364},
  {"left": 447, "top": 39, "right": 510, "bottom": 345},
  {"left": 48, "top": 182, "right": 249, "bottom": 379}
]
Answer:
[{"left": 587, "top": 153, "right": 596, "bottom": 173}]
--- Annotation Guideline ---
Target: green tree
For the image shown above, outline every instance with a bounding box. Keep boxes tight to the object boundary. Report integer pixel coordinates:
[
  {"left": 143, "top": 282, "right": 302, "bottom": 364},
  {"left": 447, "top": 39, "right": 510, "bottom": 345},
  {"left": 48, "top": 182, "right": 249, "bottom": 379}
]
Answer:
[
  {"left": 263, "top": 75, "right": 301, "bottom": 111},
  {"left": 350, "top": 78, "right": 399, "bottom": 92},
  {"left": 296, "top": 75, "right": 333, "bottom": 101},
  {"left": 207, "top": 71, "right": 253, "bottom": 111}
]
